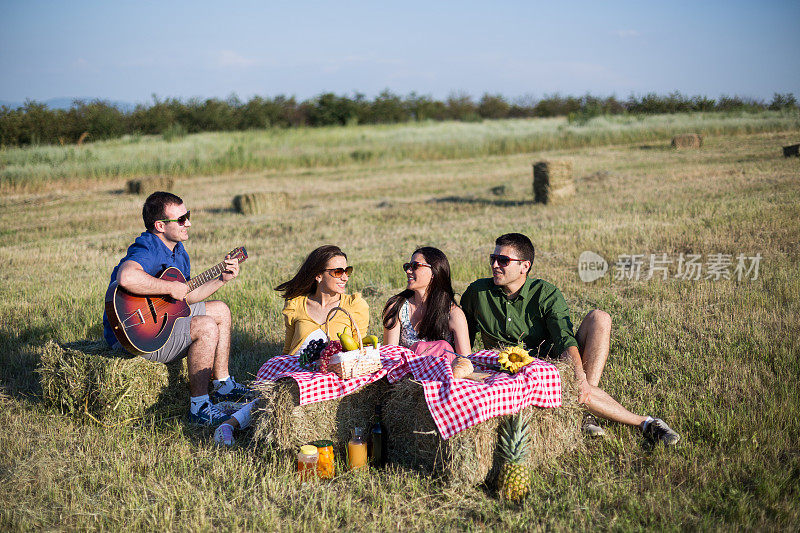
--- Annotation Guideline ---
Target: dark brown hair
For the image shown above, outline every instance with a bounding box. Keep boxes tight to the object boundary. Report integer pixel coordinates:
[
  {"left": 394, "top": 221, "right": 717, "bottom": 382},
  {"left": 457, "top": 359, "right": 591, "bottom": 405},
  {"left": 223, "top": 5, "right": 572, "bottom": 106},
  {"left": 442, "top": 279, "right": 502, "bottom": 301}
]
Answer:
[
  {"left": 143, "top": 191, "right": 183, "bottom": 231},
  {"left": 275, "top": 245, "right": 348, "bottom": 299},
  {"left": 382, "top": 246, "right": 457, "bottom": 342},
  {"left": 495, "top": 232, "right": 535, "bottom": 265}
]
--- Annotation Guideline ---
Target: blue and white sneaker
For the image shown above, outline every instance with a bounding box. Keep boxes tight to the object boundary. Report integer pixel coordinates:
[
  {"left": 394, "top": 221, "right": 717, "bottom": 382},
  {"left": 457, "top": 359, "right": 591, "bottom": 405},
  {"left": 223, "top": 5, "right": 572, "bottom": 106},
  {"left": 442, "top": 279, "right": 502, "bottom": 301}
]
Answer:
[
  {"left": 210, "top": 377, "right": 255, "bottom": 404},
  {"left": 214, "top": 423, "right": 235, "bottom": 446},
  {"left": 188, "top": 400, "right": 228, "bottom": 426}
]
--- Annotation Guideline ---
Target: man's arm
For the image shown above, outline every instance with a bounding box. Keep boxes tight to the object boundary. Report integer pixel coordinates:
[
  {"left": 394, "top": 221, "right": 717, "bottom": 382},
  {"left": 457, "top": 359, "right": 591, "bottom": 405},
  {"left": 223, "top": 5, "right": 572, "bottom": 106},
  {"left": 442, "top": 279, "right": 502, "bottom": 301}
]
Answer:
[
  {"left": 185, "top": 257, "right": 239, "bottom": 304},
  {"left": 562, "top": 345, "right": 590, "bottom": 404},
  {"left": 117, "top": 260, "right": 189, "bottom": 301}
]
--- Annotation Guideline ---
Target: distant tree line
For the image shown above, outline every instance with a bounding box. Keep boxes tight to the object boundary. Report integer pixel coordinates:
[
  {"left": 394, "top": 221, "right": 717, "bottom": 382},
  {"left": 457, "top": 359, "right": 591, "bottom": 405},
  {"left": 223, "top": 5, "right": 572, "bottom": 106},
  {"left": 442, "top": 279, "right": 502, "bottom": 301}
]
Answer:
[{"left": 1, "top": 91, "right": 796, "bottom": 147}]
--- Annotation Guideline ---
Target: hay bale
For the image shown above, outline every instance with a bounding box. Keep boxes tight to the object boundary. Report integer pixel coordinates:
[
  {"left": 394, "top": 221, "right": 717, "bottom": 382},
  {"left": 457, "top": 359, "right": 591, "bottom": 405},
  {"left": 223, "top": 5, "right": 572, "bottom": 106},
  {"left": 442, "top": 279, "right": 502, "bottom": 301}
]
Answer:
[
  {"left": 252, "top": 377, "right": 390, "bottom": 457},
  {"left": 671, "top": 133, "right": 703, "bottom": 149},
  {"left": 383, "top": 361, "right": 581, "bottom": 487},
  {"left": 782, "top": 144, "right": 800, "bottom": 157},
  {"left": 533, "top": 160, "right": 575, "bottom": 204},
  {"left": 126, "top": 176, "right": 175, "bottom": 196},
  {"left": 37, "top": 340, "right": 188, "bottom": 422},
  {"left": 232, "top": 192, "right": 287, "bottom": 215}
]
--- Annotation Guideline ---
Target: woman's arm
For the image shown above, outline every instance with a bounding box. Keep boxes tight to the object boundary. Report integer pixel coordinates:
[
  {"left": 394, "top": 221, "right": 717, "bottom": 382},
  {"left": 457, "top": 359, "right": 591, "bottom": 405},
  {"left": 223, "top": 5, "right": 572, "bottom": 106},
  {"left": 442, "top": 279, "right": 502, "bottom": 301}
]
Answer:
[
  {"left": 449, "top": 305, "right": 472, "bottom": 355},
  {"left": 383, "top": 317, "right": 400, "bottom": 346},
  {"left": 282, "top": 299, "right": 296, "bottom": 355}
]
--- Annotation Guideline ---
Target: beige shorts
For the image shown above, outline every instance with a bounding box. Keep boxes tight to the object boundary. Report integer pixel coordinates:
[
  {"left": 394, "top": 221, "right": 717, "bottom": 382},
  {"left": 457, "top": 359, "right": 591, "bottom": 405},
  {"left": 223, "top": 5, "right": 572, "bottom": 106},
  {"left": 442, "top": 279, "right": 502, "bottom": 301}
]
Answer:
[{"left": 113, "top": 301, "right": 206, "bottom": 364}]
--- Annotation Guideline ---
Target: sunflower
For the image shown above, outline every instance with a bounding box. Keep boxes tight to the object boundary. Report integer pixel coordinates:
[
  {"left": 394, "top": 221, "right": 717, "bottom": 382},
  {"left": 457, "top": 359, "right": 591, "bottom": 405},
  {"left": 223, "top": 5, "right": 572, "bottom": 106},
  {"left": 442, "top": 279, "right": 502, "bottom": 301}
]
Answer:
[{"left": 498, "top": 346, "right": 534, "bottom": 373}]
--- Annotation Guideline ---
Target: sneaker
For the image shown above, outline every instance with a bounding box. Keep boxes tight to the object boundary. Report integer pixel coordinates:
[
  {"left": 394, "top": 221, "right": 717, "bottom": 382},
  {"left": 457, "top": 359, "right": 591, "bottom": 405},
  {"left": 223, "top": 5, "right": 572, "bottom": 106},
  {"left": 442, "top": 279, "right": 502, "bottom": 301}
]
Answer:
[
  {"left": 582, "top": 413, "right": 606, "bottom": 437},
  {"left": 210, "top": 377, "right": 255, "bottom": 404},
  {"left": 643, "top": 418, "right": 680, "bottom": 445},
  {"left": 214, "top": 423, "right": 235, "bottom": 446},
  {"left": 188, "top": 400, "right": 228, "bottom": 426}
]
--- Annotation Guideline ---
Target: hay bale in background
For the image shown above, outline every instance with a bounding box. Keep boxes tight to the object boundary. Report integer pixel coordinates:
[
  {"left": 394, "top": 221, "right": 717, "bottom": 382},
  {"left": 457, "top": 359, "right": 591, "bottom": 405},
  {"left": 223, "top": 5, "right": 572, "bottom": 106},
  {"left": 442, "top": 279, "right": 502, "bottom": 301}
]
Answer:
[
  {"left": 384, "top": 361, "right": 581, "bottom": 487},
  {"left": 782, "top": 143, "right": 799, "bottom": 157},
  {"left": 233, "top": 192, "right": 287, "bottom": 215},
  {"left": 252, "top": 377, "right": 390, "bottom": 457},
  {"left": 126, "top": 176, "right": 175, "bottom": 196},
  {"left": 37, "top": 340, "right": 187, "bottom": 422},
  {"left": 533, "top": 160, "right": 574, "bottom": 204},
  {"left": 671, "top": 133, "right": 703, "bottom": 149}
]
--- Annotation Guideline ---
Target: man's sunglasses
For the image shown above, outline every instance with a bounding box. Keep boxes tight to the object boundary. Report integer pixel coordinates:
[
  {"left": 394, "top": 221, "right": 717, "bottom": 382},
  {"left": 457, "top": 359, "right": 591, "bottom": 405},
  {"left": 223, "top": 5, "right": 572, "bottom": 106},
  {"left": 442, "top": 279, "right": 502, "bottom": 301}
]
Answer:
[
  {"left": 403, "top": 261, "right": 432, "bottom": 272},
  {"left": 157, "top": 211, "right": 191, "bottom": 226},
  {"left": 325, "top": 266, "right": 353, "bottom": 278},
  {"left": 489, "top": 254, "right": 525, "bottom": 267}
]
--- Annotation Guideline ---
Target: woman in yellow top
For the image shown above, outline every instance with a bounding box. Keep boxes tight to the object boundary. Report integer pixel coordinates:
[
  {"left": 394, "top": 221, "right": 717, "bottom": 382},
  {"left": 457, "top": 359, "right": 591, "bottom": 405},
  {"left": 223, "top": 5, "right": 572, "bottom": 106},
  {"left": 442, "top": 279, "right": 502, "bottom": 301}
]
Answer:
[{"left": 275, "top": 245, "right": 369, "bottom": 355}]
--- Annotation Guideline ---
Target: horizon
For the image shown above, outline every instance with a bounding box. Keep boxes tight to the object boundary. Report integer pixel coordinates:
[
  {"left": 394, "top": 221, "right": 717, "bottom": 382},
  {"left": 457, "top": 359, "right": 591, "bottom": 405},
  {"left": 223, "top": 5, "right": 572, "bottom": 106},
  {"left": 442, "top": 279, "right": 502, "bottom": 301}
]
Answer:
[{"left": 1, "top": 1, "right": 799, "bottom": 105}]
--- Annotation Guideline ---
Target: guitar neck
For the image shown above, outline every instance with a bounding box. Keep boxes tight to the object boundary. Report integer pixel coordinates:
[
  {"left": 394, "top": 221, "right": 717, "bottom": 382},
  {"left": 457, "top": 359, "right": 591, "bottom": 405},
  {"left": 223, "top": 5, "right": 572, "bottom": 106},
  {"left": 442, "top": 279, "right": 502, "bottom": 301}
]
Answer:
[{"left": 186, "top": 261, "right": 228, "bottom": 292}]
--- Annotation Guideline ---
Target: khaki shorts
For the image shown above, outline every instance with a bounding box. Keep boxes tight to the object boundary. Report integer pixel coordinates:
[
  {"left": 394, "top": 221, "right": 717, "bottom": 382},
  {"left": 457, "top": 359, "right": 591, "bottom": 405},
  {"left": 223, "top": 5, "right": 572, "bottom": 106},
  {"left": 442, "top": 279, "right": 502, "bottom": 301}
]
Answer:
[{"left": 113, "top": 301, "right": 206, "bottom": 364}]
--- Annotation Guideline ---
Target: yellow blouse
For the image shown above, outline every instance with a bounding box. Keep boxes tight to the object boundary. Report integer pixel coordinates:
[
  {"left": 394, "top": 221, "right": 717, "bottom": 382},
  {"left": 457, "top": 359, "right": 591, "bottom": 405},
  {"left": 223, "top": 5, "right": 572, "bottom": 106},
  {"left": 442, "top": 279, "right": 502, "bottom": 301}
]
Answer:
[{"left": 282, "top": 293, "right": 370, "bottom": 355}]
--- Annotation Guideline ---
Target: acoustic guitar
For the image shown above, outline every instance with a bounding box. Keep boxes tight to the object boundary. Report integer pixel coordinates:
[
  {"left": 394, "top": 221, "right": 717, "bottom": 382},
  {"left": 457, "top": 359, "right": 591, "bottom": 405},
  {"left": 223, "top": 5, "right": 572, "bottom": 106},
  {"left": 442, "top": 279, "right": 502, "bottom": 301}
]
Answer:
[{"left": 105, "top": 247, "right": 248, "bottom": 355}]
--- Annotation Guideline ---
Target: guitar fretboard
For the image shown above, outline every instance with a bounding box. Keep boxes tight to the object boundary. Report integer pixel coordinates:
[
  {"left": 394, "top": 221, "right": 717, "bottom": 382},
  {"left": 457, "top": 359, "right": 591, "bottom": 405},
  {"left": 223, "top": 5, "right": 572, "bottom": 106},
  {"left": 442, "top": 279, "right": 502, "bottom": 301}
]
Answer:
[{"left": 186, "top": 261, "right": 228, "bottom": 291}]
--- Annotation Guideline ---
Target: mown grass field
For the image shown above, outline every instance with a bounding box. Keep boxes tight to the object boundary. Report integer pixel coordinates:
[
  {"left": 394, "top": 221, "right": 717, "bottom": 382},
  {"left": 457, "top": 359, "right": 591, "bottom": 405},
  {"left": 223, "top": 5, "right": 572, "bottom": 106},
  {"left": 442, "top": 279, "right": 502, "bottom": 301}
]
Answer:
[{"left": 1, "top": 113, "right": 799, "bottom": 531}]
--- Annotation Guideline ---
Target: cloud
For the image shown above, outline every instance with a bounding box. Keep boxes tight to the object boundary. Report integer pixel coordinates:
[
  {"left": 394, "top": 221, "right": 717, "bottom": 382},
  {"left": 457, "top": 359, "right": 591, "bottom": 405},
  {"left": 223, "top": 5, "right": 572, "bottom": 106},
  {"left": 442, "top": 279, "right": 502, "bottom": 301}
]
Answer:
[
  {"left": 214, "top": 50, "right": 256, "bottom": 68},
  {"left": 612, "top": 29, "right": 641, "bottom": 38}
]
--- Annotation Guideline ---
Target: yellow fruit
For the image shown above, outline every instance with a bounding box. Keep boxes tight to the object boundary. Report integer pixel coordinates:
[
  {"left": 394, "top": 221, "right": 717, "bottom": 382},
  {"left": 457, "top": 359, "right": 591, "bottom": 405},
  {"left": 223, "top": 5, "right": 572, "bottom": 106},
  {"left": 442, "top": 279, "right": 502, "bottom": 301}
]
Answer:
[
  {"left": 338, "top": 332, "right": 359, "bottom": 351},
  {"left": 498, "top": 346, "right": 533, "bottom": 373},
  {"left": 362, "top": 335, "right": 379, "bottom": 348}
]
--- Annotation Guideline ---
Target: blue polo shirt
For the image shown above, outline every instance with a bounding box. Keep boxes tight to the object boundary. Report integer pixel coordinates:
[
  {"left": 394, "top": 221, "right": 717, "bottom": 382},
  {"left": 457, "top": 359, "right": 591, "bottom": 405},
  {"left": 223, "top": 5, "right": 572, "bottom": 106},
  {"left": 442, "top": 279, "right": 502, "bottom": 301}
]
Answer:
[{"left": 103, "top": 231, "right": 191, "bottom": 346}]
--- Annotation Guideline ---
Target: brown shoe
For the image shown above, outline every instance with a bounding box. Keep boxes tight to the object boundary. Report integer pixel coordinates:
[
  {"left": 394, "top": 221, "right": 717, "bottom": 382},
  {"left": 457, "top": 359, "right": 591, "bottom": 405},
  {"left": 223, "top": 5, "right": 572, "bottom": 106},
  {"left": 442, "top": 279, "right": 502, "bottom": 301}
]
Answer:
[{"left": 582, "top": 413, "right": 606, "bottom": 437}]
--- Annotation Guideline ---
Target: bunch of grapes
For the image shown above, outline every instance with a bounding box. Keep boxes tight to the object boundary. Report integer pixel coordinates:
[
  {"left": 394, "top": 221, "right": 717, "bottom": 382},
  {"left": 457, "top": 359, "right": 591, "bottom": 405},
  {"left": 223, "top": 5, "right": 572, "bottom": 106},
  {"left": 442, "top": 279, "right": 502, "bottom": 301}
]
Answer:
[
  {"left": 299, "top": 339, "right": 327, "bottom": 369},
  {"left": 319, "top": 340, "right": 342, "bottom": 373}
]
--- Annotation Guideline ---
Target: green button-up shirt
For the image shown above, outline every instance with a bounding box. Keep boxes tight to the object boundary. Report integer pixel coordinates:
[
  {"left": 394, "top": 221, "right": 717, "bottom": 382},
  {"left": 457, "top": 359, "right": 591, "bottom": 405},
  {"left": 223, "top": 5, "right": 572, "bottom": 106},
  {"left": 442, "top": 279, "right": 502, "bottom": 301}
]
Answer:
[{"left": 460, "top": 277, "right": 578, "bottom": 358}]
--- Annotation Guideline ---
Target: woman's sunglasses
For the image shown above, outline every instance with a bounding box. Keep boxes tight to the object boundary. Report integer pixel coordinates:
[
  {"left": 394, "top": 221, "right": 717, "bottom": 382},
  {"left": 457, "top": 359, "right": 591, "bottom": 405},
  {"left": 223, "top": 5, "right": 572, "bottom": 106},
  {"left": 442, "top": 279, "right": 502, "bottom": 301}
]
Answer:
[
  {"left": 157, "top": 211, "right": 191, "bottom": 226},
  {"left": 489, "top": 254, "right": 525, "bottom": 267},
  {"left": 403, "top": 261, "right": 432, "bottom": 272},
  {"left": 324, "top": 266, "right": 353, "bottom": 278}
]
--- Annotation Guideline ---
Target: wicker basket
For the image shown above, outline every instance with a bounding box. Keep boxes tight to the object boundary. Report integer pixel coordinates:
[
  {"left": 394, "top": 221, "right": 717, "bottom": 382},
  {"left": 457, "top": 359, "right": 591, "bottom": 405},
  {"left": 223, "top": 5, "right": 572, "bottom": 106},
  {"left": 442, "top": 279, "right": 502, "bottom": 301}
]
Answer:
[{"left": 323, "top": 306, "right": 382, "bottom": 379}]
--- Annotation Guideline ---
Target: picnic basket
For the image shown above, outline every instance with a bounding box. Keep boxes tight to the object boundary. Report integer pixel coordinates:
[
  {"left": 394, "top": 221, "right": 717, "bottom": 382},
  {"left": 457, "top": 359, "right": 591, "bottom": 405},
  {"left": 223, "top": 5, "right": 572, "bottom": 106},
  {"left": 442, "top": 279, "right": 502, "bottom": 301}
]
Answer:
[{"left": 323, "top": 306, "right": 382, "bottom": 379}]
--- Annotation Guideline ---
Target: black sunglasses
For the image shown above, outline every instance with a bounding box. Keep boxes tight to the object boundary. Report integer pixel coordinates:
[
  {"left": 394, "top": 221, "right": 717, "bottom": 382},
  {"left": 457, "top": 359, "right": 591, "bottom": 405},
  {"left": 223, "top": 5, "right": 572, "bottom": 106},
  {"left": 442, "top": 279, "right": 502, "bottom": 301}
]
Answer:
[
  {"left": 489, "top": 254, "right": 525, "bottom": 267},
  {"left": 158, "top": 211, "right": 191, "bottom": 226},
  {"left": 325, "top": 266, "right": 353, "bottom": 278},
  {"left": 403, "top": 261, "right": 432, "bottom": 272}
]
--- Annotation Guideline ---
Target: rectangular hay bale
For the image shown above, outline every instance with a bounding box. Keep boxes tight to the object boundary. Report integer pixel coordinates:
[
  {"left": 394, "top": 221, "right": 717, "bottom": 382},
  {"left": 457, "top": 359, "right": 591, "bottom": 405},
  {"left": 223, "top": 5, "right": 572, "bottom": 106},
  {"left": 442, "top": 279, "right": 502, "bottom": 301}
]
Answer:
[
  {"left": 383, "top": 361, "right": 581, "bottom": 487},
  {"left": 782, "top": 144, "right": 799, "bottom": 157},
  {"left": 532, "top": 160, "right": 574, "bottom": 204},
  {"left": 232, "top": 192, "right": 287, "bottom": 215},
  {"left": 37, "top": 340, "right": 188, "bottom": 422},
  {"left": 671, "top": 133, "right": 703, "bottom": 149},
  {"left": 252, "top": 377, "right": 390, "bottom": 457},
  {"left": 126, "top": 176, "right": 176, "bottom": 196}
]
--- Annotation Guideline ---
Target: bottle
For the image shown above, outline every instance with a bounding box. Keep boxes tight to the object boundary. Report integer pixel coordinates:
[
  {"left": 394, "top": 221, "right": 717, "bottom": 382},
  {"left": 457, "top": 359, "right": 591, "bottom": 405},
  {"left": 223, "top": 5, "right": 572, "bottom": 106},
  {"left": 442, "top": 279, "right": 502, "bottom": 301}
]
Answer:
[
  {"left": 369, "top": 405, "right": 386, "bottom": 467},
  {"left": 347, "top": 427, "right": 368, "bottom": 470},
  {"left": 297, "top": 445, "right": 318, "bottom": 480}
]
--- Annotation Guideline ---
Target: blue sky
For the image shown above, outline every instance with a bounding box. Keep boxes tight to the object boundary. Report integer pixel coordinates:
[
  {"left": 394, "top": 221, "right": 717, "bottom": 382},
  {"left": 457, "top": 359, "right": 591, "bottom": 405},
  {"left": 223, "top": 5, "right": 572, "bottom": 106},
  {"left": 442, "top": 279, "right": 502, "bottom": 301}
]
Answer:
[{"left": 1, "top": 0, "right": 798, "bottom": 104}]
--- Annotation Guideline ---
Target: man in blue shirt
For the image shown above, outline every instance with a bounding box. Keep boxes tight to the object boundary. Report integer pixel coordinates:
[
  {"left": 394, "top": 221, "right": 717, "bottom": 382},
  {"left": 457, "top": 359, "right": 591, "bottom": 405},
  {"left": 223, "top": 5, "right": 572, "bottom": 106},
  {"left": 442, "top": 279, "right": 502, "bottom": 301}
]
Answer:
[{"left": 103, "top": 191, "right": 250, "bottom": 425}]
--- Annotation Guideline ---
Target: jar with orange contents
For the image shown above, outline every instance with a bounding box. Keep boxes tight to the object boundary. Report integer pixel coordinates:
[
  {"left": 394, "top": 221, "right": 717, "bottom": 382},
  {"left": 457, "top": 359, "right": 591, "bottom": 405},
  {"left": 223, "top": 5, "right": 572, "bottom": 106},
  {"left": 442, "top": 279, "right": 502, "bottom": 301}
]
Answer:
[{"left": 311, "top": 440, "right": 335, "bottom": 479}]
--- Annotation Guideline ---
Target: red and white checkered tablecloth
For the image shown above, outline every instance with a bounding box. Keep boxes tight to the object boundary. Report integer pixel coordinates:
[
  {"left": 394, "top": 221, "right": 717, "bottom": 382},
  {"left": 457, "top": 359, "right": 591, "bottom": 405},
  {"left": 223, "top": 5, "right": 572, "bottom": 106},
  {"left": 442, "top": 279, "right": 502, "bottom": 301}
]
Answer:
[
  {"left": 386, "top": 347, "right": 563, "bottom": 440},
  {"left": 253, "top": 345, "right": 405, "bottom": 405},
  {"left": 254, "top": 344, "right": 562, "bottom": 440}
]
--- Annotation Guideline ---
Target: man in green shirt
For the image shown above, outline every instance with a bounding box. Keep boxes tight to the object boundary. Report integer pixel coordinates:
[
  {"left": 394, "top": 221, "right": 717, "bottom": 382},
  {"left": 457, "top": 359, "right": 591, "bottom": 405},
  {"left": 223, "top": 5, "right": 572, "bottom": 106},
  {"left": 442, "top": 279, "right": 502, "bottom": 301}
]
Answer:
[{"left": 461, "top": 233, "right": 679, "bottom": 445}]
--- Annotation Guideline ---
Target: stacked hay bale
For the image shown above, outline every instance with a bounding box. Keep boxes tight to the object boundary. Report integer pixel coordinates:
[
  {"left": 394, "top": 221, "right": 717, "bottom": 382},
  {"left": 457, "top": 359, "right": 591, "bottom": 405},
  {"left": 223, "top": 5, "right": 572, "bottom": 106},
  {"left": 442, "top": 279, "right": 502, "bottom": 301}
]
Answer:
[
  {"left": 383, "top": 361, "right": 581, "bottom": 487},
  {"left": 671, "top": 133, "right": 703, "bottom": 149},
  {"left": 533, "top": 160, "right": 575, "bottom": 204},
  {"left": 233, "top": 192, "right": 287, "bottom": 215},
  {"left": 782, "top": 143, "right": 799, "bottom": 157},
  {"left": 252, "top": 378, "right": 390, "bottom": 457},
  {"left": 126, "top": 176, "right": 175, "bottom": 195},
  {"left": 37, "top": 340, "right": 188, "bottom": 422}
]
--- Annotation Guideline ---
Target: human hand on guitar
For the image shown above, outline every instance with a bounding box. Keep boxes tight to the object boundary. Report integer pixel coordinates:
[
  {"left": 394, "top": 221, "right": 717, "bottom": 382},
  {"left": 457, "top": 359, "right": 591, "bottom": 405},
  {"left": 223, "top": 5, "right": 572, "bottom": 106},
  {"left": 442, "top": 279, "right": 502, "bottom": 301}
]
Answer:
[
  {"left": 169, "top": 281, "right": 190, "bottom": 301},
  {"left": 220, "top": 255, "right": 240, "bottom": 283}
]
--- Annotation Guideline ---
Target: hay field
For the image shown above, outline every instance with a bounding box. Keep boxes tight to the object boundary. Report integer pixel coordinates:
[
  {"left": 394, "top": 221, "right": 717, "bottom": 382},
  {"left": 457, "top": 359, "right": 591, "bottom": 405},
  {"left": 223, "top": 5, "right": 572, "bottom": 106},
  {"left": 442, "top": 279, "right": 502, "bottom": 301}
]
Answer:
[{"left": 1, "top": 114, "right": 799, "bottom": 530}]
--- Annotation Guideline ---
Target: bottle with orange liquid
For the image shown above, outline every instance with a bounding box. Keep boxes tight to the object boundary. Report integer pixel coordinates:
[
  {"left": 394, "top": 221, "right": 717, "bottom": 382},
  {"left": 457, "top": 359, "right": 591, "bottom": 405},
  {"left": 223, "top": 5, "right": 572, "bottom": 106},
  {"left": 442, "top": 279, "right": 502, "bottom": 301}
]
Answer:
[
  {"left": 347, "top": 427, "right": 368, "bottom": 471},
  {"left": 297, "top": 445, "right": 318, "bottom": 480}
]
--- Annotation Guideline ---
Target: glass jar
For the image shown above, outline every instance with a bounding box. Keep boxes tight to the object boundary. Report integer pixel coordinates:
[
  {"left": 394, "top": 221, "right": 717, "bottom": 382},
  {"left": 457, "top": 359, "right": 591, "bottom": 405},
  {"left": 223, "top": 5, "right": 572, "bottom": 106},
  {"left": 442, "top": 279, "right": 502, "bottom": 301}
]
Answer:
[
  {"left": 347, "top": 427, "right": 368, "bottom": 470},
  {"left": 297, "top": 444, "right": 318, "bottom": 480},
  {"left": 311, "top": 440, "right": 335, "bottom": 479}
]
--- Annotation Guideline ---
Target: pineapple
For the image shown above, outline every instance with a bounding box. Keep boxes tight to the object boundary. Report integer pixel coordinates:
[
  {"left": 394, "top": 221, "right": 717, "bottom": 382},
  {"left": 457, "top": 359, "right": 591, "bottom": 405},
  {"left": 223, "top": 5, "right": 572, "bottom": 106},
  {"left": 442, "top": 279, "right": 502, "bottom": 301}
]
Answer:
[{"left": 497, "top": 413, "right": 531, "bottom": 502}]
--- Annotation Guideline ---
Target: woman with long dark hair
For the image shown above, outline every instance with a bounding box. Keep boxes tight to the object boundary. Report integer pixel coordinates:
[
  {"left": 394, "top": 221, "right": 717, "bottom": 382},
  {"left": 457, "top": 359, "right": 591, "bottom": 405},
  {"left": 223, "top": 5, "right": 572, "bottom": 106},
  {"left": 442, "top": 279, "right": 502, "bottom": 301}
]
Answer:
[
  {"left": 382, "top": 246, "right": 470, "bottom": 355},
  {"left": 275, "top": 245, "right": 368, "bottom": 355}
]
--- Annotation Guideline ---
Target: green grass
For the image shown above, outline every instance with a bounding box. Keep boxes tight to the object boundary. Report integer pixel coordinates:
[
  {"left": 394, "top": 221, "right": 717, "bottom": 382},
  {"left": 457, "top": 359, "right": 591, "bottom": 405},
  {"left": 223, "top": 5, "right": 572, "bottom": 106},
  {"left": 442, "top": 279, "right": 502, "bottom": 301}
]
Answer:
[
  {"left": 1, "top": 115, "right": 799, "bottom": 530},
  {"left": 1, "top": 110, "right": 798, "bottom": 193}
]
